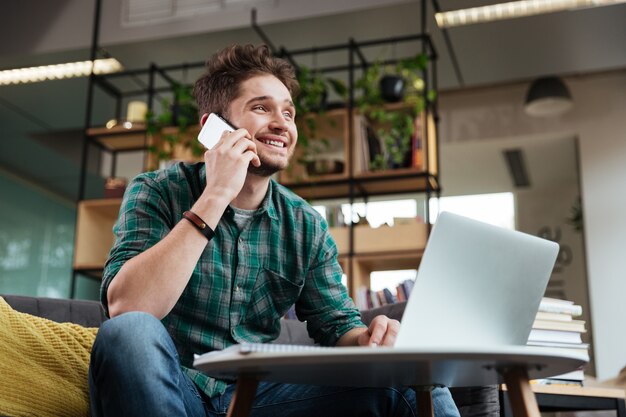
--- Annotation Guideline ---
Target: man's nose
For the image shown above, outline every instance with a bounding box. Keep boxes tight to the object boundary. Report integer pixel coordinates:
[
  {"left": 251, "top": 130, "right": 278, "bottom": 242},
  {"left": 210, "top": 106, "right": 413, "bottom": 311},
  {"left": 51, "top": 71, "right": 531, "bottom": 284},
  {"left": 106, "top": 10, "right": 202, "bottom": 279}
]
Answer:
[{"left": 269, "top": 116, "right": 288, "bottom": 132}]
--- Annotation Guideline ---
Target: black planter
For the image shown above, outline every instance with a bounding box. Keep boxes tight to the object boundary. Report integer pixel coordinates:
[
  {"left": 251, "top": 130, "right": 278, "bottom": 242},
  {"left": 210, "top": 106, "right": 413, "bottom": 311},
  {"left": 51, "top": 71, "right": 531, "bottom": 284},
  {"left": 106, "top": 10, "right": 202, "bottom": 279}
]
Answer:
[{"left": 379, "top": 75, "right": 405, "bottom": 103}]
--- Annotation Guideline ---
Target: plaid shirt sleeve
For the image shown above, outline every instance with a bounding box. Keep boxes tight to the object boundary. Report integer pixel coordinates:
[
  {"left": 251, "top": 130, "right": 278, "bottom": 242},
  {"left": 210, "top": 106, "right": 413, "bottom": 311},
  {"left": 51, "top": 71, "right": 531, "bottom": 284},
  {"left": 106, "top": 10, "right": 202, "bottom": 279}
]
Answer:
[
  {"left": 100, "top": 172, "right": 174, "bottom": 315},
  {"left": 296, "top": 220, "right": 366, "bottom": 346}
]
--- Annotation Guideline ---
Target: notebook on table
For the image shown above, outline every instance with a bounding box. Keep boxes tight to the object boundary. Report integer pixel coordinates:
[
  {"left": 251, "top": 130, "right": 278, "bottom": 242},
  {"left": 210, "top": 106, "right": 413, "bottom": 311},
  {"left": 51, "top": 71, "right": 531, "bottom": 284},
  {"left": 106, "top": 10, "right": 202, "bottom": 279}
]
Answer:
[{"left": 195, "top": 211, "right": 560, "bottom": 362}]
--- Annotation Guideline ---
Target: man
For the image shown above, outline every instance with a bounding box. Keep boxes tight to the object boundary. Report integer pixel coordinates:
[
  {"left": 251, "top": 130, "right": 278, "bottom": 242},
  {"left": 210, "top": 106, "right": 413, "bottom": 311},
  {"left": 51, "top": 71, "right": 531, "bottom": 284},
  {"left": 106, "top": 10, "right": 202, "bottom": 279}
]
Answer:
[{"left": 89, "top": 44, "right": 461, "bottom": 417}]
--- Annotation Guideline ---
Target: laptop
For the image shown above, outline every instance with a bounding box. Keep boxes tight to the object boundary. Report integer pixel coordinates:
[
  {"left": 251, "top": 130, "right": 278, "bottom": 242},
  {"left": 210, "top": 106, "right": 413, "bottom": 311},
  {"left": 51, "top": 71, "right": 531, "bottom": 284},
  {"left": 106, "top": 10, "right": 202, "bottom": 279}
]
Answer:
[
  {"left": 395, "top": 211, "right": 559, "bottom": 348},
  {"left": 196, "top": 211, "right": 559, "bottom": 360}
]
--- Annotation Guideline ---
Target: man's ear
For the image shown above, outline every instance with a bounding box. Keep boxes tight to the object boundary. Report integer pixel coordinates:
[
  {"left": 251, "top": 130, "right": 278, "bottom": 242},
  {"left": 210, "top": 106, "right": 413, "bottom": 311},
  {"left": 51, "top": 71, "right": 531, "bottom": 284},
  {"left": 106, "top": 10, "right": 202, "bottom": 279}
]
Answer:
[{"left": 200, "top": 113, "right": 209, "bottom": 127}]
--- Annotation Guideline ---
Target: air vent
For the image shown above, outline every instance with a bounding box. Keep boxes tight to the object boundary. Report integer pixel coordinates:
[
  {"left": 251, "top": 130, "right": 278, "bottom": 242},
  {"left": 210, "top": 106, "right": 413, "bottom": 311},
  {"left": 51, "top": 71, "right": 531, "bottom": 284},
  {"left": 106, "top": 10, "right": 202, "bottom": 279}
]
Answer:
[
  {"left": 503, "top": 148, "right": 530, "bottom": 188},
  {"left": 122, "top": 0, "right": 271, "bottom": 26}
]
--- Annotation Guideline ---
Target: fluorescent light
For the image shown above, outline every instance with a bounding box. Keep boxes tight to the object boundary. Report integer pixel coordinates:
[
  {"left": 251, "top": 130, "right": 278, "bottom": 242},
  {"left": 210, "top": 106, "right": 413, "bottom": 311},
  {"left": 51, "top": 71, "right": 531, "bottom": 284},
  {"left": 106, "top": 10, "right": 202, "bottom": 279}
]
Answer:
[
  {"left": 0, "top": 58, "right": 123, "bottom": 86},
  {"left": 435, "top": 0, "right": 626, "bottom": 28}
]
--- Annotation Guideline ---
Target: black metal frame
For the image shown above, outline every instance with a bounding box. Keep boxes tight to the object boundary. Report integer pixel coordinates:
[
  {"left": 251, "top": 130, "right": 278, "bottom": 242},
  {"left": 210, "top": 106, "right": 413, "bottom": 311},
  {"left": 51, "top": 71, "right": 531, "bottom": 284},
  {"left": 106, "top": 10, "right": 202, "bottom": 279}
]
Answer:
[{"left": 70, "top": 0, "right": 441, "bottom": 297}]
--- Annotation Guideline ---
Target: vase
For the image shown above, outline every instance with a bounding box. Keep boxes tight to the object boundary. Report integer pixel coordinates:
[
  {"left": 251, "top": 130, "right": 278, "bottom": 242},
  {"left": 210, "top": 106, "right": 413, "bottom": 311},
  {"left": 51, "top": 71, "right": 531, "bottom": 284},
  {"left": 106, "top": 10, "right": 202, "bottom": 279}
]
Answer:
[{"left": 379, "top": 75, "right": 405, "bottom": 103}]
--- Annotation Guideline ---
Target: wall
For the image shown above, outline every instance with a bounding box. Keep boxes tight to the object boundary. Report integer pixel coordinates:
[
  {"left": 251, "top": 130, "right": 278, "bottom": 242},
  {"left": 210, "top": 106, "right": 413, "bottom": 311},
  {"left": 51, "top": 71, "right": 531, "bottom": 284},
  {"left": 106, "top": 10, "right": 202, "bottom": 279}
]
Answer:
[
  {"left": 0, "top": 169, "right": 100, "bottom": 300},
  {"left": 516, "top": 171, "right": 594, "bottom": 373},
  {"left": 438, "top": 70, "right": 626, "bottom": 379}
]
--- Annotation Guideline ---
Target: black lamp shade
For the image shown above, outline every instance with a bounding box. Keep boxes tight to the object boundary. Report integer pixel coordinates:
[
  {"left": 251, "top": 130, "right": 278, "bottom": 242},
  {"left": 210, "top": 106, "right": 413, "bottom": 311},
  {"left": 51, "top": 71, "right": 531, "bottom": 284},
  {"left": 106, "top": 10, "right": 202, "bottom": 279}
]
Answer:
[{"left": 524, "top": 76, "right": 573, "bottom": 117}]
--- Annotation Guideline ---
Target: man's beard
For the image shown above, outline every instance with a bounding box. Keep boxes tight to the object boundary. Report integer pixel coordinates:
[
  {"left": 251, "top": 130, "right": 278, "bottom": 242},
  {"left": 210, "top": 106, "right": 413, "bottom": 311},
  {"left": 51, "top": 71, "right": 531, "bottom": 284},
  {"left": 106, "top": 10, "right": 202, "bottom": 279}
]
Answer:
[{"left": 247, "top": 154, "right": 288, "bottom": 177}]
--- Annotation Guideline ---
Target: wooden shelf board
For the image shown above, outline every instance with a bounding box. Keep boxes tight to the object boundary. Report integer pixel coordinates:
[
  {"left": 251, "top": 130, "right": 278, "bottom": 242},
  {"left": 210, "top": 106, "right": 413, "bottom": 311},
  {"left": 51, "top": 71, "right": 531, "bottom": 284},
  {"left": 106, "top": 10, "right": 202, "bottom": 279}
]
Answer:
[
  {"left": 354, "top": 250, "right": 424, "bottom": 271},
  {"left": 283, "top": 169, "right": 439, "bottom": 200},
  {"left": 358, "top": 174, "right": 438, "bottom": 196},
  {"left": 79, "top": 198, "right": 123, "bottom": 212},
  {"left": 87, "top": 124, "right": 148, "bottom": 151},
  {"left": 282, "top": 179, "right": 351, "bottom": 200},
  {"left": 355, "top": 167, "right": 431, "bottom": 179}
]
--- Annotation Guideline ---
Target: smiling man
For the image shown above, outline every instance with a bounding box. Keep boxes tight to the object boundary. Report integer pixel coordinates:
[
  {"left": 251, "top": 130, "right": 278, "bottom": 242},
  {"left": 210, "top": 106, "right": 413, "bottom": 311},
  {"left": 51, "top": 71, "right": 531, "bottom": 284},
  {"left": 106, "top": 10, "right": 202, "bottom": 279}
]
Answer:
[{"left": 88, "top": 44, "right": 461, "bottom": 417}]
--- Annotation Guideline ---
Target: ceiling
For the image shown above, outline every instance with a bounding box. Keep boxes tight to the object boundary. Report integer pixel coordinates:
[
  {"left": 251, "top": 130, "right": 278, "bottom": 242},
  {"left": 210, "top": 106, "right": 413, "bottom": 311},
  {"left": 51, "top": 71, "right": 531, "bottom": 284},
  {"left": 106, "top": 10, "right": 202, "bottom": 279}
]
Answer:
[{"left": 0, "top": 0, "right": 623, "bottom": 200}]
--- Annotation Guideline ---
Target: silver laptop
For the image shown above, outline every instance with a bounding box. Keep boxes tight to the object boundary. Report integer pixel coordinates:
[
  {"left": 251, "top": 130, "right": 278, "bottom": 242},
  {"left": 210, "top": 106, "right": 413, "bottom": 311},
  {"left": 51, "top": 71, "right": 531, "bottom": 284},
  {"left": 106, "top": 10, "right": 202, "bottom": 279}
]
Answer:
[{"left": 395, "top": 211, "right": 559, "bottom": 348}]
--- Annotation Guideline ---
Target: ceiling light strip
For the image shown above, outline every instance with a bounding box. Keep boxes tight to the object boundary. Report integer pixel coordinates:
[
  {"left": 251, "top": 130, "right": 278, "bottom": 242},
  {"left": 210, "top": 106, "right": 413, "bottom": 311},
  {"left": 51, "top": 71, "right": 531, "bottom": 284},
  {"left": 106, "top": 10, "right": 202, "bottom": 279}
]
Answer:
[
  {"left": 435, "top": 0, "right": 626, "bottom": 28},
  {"left": 0, "top": 58, "right": 123, "bottom": 86}
]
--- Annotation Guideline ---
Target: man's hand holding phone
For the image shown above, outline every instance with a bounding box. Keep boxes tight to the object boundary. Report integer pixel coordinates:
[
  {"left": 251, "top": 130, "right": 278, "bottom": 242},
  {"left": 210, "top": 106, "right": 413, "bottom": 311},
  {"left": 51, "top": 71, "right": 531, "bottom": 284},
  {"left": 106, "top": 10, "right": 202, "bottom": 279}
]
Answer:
[
  {"left": 198, "top": 113, "right": 236, "bottom": 150},
  {"left": 198, "top": 113, "right": 261, "bottom": 205}
]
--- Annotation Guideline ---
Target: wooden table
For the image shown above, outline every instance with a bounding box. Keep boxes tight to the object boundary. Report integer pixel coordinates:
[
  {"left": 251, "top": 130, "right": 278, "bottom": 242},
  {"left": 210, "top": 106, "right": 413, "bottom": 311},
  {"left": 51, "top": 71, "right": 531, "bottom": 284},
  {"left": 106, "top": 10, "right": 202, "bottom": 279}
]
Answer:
[
  {"left": 500, "top": 384, "right": 626, "bottom": 417},
  {"left": 194, "top": 345, "right": 588, "bottom": 417}
]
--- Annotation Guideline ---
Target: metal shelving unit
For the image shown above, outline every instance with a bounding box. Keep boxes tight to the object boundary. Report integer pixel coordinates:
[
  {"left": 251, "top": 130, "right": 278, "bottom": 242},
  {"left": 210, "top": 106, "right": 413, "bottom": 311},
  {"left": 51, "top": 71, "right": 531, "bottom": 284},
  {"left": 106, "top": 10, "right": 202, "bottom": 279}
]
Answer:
[{"left": 70, "top": 0, "right": 441, "bottom": 298}]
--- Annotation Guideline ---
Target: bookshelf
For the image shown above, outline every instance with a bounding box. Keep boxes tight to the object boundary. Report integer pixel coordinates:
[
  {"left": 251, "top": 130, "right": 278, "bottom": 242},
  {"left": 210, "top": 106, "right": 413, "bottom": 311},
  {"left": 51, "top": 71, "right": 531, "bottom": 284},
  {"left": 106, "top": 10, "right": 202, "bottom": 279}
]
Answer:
[{"left": 73, "top": 198, "right": 121, "bottom": 273}]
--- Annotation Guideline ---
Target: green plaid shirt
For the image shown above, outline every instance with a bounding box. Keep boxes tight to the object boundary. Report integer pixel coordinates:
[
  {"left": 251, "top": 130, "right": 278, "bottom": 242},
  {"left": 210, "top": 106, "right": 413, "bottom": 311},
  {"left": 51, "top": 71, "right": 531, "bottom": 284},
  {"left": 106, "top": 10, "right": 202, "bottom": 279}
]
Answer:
[{"left": 101, "top": 162, "right": 364, "bottom": 398}]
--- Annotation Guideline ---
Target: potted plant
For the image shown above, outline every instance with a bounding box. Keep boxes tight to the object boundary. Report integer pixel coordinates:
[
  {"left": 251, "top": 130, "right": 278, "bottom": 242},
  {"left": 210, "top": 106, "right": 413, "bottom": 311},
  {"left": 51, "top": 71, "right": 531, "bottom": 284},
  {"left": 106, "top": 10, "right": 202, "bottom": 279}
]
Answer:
[
  {"left": 355, "top": 53, "right": 434, "bottom": 171},
  {"left": 145, "top": 84, "right": 203, "bottom": 170}
]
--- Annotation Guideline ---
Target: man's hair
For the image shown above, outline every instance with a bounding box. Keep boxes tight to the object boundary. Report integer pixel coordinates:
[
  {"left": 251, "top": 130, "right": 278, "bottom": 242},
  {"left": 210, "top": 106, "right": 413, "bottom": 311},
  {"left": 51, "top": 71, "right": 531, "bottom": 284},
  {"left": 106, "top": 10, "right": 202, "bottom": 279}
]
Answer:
[{"left": 193, "top": 44, "right": 300, "bottom": 117}]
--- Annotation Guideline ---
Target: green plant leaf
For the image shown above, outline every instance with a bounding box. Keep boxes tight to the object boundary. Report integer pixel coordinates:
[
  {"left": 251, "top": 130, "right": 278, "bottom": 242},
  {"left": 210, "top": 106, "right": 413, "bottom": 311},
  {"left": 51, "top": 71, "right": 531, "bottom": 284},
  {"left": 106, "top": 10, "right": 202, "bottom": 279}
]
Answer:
[{"left": 327, "top": 77, "right": 348, "bottom": 100}]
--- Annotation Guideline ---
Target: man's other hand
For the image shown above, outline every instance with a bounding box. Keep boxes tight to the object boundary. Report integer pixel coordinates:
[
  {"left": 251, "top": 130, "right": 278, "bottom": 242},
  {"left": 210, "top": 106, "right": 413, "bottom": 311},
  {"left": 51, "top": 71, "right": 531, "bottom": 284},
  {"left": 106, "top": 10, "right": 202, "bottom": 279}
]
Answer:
[{"left": 357, "top": 315, "right": 401, "bottom": 347}]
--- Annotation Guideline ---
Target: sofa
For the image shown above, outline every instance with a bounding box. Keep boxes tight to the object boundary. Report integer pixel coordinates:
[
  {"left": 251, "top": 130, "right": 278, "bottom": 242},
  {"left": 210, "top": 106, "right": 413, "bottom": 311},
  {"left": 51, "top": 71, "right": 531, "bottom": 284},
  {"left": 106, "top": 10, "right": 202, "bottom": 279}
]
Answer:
[{"left": 2, "top": 295, "right": 499, "bottom": 417}]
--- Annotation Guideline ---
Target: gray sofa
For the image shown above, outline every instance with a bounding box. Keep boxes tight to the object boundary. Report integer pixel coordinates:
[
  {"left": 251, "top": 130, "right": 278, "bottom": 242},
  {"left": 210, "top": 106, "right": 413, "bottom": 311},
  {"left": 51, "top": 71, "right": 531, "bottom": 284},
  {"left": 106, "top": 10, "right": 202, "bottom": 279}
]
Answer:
[{"left": 3, "top": 295, "right": 499, "bottom": 417}]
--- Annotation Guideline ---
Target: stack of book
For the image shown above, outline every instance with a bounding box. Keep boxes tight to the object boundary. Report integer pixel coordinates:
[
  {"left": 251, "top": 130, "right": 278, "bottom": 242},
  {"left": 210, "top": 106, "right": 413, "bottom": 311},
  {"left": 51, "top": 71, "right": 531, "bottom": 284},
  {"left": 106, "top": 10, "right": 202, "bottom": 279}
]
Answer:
[
  {"left": 355, "top": 279, "right": 415, "bottom": 310},
  {"left": 528, "top": 297, "right": 589, "bottom": 386}
]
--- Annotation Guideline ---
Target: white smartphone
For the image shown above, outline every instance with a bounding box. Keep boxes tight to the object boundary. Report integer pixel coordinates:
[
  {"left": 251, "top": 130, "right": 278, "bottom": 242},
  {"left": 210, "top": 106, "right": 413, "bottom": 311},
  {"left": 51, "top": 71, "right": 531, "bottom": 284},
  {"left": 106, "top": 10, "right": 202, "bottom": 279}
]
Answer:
[{"left": 198, "top": 113, "right": 236, "bottom": 150}]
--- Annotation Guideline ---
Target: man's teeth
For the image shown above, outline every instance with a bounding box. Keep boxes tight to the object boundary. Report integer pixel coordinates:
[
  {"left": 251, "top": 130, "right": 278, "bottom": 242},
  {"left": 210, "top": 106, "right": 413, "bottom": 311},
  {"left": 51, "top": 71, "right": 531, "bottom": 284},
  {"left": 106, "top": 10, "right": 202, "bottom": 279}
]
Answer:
[{"left": 261, "top": 139, "right": 285, "bottom": 148}]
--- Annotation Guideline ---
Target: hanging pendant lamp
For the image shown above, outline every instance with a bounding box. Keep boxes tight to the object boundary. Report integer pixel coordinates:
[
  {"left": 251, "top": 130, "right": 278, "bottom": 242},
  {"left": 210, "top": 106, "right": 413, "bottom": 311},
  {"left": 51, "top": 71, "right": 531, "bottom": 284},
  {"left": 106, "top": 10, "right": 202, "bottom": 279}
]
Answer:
[{"left": 524, "top": 76, "right": 573, "bottom": 117}]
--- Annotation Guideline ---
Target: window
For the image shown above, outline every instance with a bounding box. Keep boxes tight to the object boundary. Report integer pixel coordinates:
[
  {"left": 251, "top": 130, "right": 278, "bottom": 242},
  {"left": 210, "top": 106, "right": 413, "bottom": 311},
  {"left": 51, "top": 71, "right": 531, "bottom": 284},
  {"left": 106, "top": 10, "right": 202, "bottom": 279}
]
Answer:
[{"left": 430, "top": 192, "right": 515, "bottom": 229}]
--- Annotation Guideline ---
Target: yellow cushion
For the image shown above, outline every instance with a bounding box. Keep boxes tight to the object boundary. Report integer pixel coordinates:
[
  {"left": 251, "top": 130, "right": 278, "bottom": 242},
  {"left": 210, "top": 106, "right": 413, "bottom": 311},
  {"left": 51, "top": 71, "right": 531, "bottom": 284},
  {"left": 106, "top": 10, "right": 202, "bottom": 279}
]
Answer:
[{"left": 0, "top": 297, "right": 98, "bottom": 417}]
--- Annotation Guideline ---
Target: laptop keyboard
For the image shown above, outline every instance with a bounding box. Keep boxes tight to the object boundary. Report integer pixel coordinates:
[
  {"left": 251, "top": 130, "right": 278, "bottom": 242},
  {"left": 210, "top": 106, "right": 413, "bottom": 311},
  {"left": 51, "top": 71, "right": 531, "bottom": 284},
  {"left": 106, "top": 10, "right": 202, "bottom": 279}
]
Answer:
[{"left": 238, "top": 343, "right": 335, "bottom": 354}]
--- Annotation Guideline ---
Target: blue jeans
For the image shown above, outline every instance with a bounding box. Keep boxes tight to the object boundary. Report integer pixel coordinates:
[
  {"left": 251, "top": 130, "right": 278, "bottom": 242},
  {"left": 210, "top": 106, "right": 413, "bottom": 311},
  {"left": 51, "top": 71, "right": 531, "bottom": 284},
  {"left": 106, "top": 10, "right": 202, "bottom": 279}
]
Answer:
[{"left": 89, "top": 312, "right": 461, "bottom": 417}]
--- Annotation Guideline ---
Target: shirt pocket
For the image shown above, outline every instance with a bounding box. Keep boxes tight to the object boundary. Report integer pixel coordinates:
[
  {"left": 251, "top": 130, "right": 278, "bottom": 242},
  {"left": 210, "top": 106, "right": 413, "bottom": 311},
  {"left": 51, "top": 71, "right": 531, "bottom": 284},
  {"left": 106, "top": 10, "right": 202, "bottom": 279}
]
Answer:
[{"left": 242, "top": 268, "right": 304, "bottom": 337}]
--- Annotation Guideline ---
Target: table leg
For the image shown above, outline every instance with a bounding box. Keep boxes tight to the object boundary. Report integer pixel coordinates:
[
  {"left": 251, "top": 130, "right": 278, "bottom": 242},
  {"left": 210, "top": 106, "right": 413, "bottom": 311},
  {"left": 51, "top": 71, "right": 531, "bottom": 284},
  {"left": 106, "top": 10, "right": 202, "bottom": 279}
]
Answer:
[
  {"left": 502, "top": 368, "right": 541, "bottom": 417},
  {"left": 414, "top": 388, "right": 435, "bottom": 417},
  {"left": 226, "top": 376, "right": 259, "bottom": 417}
]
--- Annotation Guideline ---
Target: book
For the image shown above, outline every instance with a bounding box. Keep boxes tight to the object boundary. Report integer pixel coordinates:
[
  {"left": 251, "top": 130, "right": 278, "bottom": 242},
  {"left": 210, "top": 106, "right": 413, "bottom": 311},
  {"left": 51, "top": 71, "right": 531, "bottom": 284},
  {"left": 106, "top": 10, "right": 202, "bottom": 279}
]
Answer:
[
  {"left": 528, "top": 328, "right": 583, "bottom": 344},
  {"left": 353, "top": 114, "right": 370, "bottom": 174},
  {"left": 402, "top": 280, "right": 415, "bottom": 299},
  {"left": 532, "top": 319, "right": 586, "bottom": 333},
  {"left": 412, "top": 111, "right": 424, "bottom": 169},
  {"left": 535, "top": 311, "right": 573, "bottom": 322},
  {"left": 526, "top": 340, "right": 589, "bottom": 349},
  {"left": 370, "top": 289, "right": 381, "bottom": 308},
  {"left": 538, "top": 298, "right": 583, "bottom": 316},
  {"left": 365, "top": 125, "right": 383, "bottom": 170},
  {"left": 542, "top": 297, "right": 574, "bottom": 304},
  {"left": 396, "top": 284, "right": 407, "bottom": 302},
  {"left": 426, "top": 111, "right": 438, "bottom": 175},
  {"left": 355, "top": 286, "right": 369, "bottom": 310},
  {"left": 526, "top": 341, "right": 589, "bottom": 355},
  {"left": 382, "top": 288, "right": 396, "bottom": 304}
]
